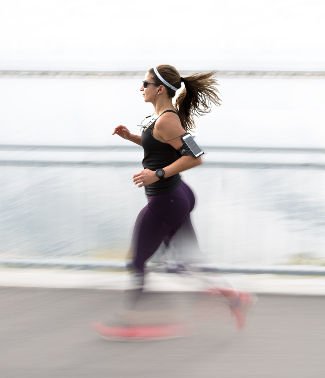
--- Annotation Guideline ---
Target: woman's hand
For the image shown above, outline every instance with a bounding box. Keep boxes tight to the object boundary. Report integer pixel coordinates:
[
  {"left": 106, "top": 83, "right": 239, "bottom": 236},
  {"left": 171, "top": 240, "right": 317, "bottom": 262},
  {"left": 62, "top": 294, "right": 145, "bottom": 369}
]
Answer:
[
  {"left": 112, "top": 125, "right": 131, "bottom": 140},
  {"left": 133, "top": 169, "right": 159, "bottom": 188}
]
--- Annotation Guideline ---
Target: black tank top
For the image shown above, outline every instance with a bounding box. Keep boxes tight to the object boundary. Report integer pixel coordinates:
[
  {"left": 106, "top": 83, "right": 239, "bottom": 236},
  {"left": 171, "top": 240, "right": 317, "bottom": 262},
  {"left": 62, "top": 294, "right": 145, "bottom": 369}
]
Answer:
[{"left": 141, "top": 110, "right": 182, "bottom": 196}]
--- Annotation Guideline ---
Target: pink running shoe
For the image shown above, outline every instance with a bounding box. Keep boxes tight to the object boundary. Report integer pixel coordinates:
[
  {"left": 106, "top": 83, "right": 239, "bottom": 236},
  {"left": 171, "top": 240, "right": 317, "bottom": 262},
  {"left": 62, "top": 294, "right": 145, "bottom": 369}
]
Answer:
[
  {"left": 91, "top": 322, "right": 191, "bottom": 341},
  {"left": 230, "top": 291, "right": 257, "bottom": 331}
]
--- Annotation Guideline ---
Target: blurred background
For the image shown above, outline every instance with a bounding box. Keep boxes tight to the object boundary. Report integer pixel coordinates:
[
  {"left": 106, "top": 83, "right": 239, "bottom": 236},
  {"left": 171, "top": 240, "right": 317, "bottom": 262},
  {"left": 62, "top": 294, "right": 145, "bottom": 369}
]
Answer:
[{"left": 0, "top": 0, "right": 324, "bottom": 266}]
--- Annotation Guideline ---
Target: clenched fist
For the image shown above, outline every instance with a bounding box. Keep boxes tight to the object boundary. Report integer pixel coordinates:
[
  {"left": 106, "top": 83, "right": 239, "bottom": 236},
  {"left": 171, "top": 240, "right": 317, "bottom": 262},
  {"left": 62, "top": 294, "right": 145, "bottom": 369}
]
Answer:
[{"left": 133, "top": 169, "right": 159, "bottom": 188}]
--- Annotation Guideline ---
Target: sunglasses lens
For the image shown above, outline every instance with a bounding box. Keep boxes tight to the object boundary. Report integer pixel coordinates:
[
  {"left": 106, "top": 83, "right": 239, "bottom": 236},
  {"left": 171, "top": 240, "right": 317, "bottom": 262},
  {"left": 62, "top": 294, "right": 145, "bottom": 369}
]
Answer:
[{"left": 142, "top": 81, "right": 148, "bottom": 88}]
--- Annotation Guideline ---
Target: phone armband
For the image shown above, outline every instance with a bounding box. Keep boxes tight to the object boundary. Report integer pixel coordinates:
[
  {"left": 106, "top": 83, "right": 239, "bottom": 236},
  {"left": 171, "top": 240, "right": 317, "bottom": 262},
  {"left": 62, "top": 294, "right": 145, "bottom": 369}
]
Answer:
[{"left": 177, "top": 133, "right": 204, "bottom": 159}]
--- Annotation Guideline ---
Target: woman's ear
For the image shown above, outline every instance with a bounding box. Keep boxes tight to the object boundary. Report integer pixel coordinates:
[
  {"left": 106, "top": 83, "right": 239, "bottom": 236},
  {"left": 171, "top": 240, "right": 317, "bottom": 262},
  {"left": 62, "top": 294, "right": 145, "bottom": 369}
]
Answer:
[{"left": 157, "top": 85, "right": 165, "bottom": 94}]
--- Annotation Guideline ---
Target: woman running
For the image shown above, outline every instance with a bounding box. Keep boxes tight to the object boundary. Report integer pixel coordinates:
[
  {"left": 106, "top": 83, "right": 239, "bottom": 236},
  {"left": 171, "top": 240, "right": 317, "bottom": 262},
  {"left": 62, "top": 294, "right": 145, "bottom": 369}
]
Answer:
[{"left": 105, "top": 64, "right": 254, "bottom": 337}]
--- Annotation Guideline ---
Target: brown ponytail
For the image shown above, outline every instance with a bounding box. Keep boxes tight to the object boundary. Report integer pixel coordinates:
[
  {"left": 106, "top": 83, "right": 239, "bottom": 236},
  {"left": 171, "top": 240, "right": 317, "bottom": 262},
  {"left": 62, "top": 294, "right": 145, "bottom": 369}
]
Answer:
[{"left": 149, "top": 65, "right": 221, "bottom": 132}]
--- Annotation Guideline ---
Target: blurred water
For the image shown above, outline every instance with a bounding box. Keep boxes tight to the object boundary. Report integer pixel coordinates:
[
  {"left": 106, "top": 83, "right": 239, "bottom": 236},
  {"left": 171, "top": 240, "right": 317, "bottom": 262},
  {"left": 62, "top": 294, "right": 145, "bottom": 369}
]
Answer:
[
  {"left": 0, "top": 77, "right": 324, "bottom": 265},
  {"left": 0, "top": 156, "right": 324, "bottom": 265}
]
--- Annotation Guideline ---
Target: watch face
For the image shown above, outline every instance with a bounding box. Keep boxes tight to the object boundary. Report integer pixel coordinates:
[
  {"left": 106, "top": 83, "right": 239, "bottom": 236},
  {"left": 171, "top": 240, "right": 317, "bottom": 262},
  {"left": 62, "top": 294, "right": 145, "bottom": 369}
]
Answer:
[{"left": 156, "top": 169, "right": 164, "bottom": 177}]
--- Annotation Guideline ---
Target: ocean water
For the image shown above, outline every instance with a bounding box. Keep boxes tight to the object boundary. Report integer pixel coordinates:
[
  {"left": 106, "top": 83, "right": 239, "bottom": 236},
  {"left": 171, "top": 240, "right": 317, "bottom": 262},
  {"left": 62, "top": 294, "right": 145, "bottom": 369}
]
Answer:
[
  {"left": 0, "top": 77, "right": 325, "bottom": 265},
  {"left": 0, "top": 161, "right": 324, "bottom": 265}
]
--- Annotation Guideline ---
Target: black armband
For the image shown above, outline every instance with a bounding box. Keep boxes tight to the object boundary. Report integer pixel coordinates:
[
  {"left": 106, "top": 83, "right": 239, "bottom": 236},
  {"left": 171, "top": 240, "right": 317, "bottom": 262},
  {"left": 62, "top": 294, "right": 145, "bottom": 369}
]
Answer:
[{"left": 177, "top": 133, "right": 204, "bottom": 158}]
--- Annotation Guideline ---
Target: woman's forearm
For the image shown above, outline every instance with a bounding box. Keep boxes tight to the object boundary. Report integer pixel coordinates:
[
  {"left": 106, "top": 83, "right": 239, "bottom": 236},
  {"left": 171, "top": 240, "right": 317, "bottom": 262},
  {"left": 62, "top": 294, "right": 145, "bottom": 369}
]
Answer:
[
  {"left": 164, "top": 156, "right": 202, "bottom": 178},
  {"left": 133, "top": 156, "right": 202, "bottom": 188},
  {"left": 128, "top": 134, "right": 142, "bottom": 146}
]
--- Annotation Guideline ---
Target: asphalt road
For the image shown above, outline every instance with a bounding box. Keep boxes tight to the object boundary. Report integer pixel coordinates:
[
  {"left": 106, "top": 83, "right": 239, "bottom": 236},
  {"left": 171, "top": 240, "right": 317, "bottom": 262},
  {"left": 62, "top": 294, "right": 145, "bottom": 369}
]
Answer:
[{"left": 0, "top": 287, "right": 324, "bottom": 378}]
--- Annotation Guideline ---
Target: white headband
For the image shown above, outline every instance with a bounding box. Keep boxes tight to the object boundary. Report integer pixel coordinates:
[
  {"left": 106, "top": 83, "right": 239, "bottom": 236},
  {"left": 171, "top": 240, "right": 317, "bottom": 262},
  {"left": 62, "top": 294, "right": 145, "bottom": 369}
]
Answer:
[{"left": 154, "top": 67, "right": 177, "bottom": 91}]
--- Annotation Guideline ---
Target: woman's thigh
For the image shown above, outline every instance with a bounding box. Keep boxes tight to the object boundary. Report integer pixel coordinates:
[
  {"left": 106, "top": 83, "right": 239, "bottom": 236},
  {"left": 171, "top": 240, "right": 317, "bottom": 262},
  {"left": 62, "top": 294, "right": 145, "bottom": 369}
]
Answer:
[
  {"left": 131, "top": 185, "right": 192, "bottom": 271},
  {"left": 147, "top": 187, "right": 191, "bottom": 227}
]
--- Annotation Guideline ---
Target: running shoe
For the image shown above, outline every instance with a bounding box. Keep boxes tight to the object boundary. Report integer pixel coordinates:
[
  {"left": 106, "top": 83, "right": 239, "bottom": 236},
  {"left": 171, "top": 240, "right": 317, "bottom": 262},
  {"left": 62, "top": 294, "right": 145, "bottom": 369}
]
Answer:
[
  {"left": 230, "top": 291, "right": 257, "bottom": 331},
  {"left": 91, "top": 322, "right": 191, "bottom": 341}
]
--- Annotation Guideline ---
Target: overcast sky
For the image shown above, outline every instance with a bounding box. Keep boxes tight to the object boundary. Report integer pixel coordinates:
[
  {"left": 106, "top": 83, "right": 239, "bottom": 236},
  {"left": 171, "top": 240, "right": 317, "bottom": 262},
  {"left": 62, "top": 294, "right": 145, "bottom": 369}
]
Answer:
[{"left": 0, "top": 0, "right": 324, "bottom": 71}]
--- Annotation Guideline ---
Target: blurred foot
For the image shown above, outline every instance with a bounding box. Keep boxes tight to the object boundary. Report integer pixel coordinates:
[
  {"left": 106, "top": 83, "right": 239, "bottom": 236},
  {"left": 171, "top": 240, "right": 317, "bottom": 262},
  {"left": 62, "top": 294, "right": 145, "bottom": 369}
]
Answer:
[
  {"left": 91, "top": 322, "right": 191, "bottom": 341},
  {"left": 230, "top": 291, "right": 257, "bottom": 331}
]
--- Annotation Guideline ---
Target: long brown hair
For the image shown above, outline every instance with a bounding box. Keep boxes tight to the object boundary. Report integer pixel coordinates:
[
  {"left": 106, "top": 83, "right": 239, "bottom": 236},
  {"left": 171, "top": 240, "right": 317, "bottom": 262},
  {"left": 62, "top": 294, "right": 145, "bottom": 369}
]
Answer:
[{"left": 149, "top": 64, "right": 221, "bottom": 132}]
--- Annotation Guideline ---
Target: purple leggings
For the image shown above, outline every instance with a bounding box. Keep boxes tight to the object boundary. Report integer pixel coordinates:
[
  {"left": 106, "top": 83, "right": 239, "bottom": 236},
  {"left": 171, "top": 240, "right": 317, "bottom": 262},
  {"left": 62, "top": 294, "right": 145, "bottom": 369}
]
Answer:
[{"left": 130, "top": 181, "right": 200, "bottom": 273}]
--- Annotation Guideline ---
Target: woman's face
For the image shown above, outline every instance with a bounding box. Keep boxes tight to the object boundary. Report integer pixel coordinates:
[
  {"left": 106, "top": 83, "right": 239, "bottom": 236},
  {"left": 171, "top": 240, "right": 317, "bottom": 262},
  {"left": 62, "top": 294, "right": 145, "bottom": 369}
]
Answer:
[{"left": 140, "top": 72, "right": 160, "bottom": 103}]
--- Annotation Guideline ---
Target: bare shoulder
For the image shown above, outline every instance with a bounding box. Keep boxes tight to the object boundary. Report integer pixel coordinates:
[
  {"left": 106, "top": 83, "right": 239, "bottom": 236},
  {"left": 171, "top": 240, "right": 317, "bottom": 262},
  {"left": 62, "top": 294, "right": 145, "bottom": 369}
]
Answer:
[{"left": 155, "top": 112, "right": 185, "bottom": 141}]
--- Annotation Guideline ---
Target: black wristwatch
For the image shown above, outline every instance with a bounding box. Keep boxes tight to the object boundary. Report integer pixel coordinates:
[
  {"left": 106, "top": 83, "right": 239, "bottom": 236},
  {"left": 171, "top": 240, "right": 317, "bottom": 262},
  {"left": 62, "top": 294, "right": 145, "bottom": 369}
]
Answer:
[{"left": 155, "top": 169, "right": 165, "bottom": 181}]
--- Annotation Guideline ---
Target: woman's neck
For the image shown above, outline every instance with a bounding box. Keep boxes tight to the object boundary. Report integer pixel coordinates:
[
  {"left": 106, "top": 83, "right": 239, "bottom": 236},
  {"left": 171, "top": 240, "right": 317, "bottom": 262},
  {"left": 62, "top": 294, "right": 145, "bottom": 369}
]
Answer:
[{"left": 153, "top": 98, "right": 174, "bottom": 117}]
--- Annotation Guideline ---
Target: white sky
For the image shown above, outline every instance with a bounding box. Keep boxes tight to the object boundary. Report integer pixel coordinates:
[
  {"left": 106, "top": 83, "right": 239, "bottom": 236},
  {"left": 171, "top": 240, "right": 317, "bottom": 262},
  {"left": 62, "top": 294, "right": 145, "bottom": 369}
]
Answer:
[{"left": 0, "top": 0, "right": 325, "bottom": 71}]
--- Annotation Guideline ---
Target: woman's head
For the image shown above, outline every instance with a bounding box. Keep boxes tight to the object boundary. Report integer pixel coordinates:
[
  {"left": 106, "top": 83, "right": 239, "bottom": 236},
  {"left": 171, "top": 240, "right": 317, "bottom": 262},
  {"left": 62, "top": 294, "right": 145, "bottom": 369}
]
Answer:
[
  {"left": 148, "top": 64, "right": 182, "bottom": 98},
  {"left": 140, "top": 65, "right": 181, "bottom": 104},
  {"left": 142, "top": 64, "right": 221, "bottom": 132}
]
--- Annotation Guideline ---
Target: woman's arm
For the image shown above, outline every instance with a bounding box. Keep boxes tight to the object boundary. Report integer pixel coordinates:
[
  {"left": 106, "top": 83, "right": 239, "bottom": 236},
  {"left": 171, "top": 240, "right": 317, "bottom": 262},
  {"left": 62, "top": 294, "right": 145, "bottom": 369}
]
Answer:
[
  {"left": 133, "top": 155, "right": 202, "bottom": 188},
  {"left": 112, "top": 125, "right": 142, "bottom": 146},
  {"left": 127, "top": 134, "right": 142, "bottom": 146},
  {"left": 155, "top": 113, "right": 203, "bottom": 177},
  {"left": 133, "top": 114, "right": 202, "bottom": 188},
  {"left": 164, "top": 154, "right": 202, "bottom": 178}
]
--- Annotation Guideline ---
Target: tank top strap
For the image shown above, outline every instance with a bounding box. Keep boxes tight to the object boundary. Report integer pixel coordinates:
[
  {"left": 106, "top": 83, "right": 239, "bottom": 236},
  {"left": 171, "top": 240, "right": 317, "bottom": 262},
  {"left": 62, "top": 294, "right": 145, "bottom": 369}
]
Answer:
[
  {"left": 150, "top": 109, "right": 178, "bottom": 129},
  {"left": 159, "top": 109, "right": 178, "bottom": 116}
]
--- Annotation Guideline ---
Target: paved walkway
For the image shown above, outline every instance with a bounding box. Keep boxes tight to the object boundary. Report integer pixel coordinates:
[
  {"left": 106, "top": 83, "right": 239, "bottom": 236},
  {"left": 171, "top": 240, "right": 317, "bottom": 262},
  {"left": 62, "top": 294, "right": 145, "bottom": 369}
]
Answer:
[{"left": 0, "top": 285, "right": 324, "bottom": 378}]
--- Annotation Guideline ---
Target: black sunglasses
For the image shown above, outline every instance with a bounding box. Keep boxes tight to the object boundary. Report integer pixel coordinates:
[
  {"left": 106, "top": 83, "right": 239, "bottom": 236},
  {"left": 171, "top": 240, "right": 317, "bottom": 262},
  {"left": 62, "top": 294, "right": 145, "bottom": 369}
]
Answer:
[{"left": 142, "top": 80, "right": 157, "bottom": 88}]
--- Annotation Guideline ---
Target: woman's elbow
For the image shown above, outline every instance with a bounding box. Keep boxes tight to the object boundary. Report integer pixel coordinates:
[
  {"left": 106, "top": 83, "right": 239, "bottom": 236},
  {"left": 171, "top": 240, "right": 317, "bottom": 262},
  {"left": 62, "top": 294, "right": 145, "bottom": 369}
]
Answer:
[{"left": 196, "top": 156, "right": 203, "bottom": 166}]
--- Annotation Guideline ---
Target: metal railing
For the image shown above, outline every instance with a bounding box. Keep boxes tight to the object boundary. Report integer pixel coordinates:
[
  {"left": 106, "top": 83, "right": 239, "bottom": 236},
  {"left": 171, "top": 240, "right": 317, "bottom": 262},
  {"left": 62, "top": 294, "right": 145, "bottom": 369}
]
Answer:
[
  {"left": 1, "top": 70, "right": 325, "bottom": 79},
  {"left": 1, "top": 144, "right": 325, "bottom": 153},
  {"left": 0, "top": 144, "right": 325, "bottom": 169}
]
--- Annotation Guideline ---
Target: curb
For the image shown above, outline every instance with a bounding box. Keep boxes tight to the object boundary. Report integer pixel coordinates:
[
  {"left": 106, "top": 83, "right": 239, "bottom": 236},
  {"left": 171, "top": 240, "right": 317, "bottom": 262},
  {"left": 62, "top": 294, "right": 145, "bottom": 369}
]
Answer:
[{"left": 1, "top": 259, "right": 325, "bottom": 276}]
